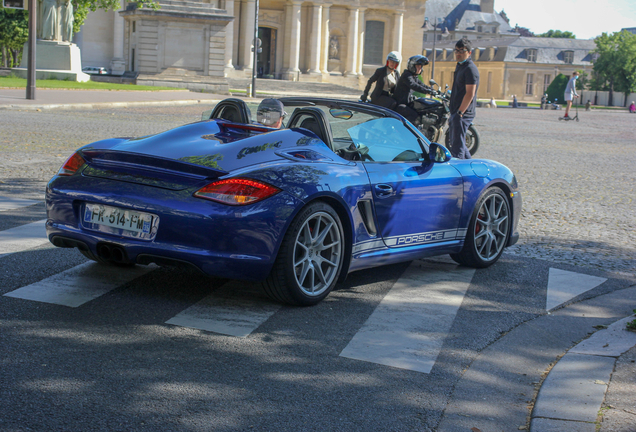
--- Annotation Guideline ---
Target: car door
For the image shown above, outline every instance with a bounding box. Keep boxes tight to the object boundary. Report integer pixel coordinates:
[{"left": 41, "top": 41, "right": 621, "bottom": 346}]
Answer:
[{"left": 349, "top": 117, "right": 463, "bottom": 249}]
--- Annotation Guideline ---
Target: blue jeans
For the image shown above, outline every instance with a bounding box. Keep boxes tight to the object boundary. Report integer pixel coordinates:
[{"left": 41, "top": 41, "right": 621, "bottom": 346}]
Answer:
[{"left": 448, "top": 113, "right": 472, "bottom": 159}]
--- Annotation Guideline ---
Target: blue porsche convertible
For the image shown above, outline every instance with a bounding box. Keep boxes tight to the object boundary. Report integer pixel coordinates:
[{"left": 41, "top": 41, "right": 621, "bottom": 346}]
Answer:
[{"left": 46, "top": 97, "right": 521, "bottom": 306}]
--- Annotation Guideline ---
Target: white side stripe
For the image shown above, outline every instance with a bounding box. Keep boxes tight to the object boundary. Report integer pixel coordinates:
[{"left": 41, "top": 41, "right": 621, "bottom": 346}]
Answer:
[
  {"left": 340, "top": 261, "right": 475, "bottom": 373},
  {"left": 4, "top": 262, "right": 155, "bottom": 307},
  {"left": 0, "top": 219, "right": 49, "bottom": 258}
]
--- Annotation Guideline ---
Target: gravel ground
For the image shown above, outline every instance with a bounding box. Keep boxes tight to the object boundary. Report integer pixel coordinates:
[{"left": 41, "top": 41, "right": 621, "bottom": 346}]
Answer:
[{"left": 1, "top": 105, "right": 634, "bottom": 275}]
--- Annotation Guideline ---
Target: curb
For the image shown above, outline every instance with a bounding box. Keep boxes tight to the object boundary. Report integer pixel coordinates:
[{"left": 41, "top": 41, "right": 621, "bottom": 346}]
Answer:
[{"left": 530, "top": 316, "right": 636, "bottom": 431}]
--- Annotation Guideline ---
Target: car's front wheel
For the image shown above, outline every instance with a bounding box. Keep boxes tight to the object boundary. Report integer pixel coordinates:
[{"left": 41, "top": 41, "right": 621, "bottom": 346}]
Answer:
[
  {"left": 263, "top": 202, "right": 345, "bottom": 306},
  {"left": 450, "top": 187, "right": 510, "bottom": 268}
]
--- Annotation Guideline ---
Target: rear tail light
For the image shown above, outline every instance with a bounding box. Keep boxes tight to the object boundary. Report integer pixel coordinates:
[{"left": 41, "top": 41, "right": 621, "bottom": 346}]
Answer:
[
  {"left": 193, "top": 178, "right": 281, "bottom": 206},
  {"left": 58, "top": 152, "right": 86, "bottom": 176}
]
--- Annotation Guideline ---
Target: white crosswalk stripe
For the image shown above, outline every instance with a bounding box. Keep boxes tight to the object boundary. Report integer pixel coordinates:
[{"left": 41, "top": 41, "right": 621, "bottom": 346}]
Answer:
[
  {"left": 0, "top": 197, "right": 40, "bottom": 212},
  {"left": 166, "top": 281, "right": 281, "bottom": 337},
  {"left": 546, "top": 268, "right": 607, "bottom": 311},
  {"left": 340, "top": 261, "right": 475, "bottom": 374},
  {"left": 3, "top": 261, "right": 156, "bottom": 307},
  {"left": 0, "top": 219, "right": 49, "bottom": 259}
]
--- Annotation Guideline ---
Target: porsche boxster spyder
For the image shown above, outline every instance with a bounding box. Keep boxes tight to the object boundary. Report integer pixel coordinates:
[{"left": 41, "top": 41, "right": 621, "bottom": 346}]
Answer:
[{"left": 46, "top": 97, "right": 521, "bottom": 305}]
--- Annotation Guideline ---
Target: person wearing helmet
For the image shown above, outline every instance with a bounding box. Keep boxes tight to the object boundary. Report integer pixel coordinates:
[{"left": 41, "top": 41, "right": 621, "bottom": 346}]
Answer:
[
  {"left": 392, "top": 55, "right": 434, "bottom": 124},
  {"left": 360, "top": 51, "right": 402, "bottom": 109},
  {"left": 256, "top": 98, "right": 287, "bottom": 129}
]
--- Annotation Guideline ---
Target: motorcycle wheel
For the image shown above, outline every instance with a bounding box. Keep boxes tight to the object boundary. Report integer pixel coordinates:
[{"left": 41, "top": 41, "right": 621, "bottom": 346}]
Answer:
[
  {"left": 444, "top": 125, "right": 480, "bottom": 156},
  {"left": 466, "top": 125, "right": 480, "bottom": 156}
]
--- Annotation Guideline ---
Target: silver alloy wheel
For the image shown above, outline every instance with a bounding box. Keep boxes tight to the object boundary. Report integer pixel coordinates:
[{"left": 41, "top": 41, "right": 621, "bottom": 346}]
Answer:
[
  {"left": 292, "top": 211, "right": 342, "bottom": 297},
  {"left": 473, "top": 193, "right": 510, "bottom": 262}
]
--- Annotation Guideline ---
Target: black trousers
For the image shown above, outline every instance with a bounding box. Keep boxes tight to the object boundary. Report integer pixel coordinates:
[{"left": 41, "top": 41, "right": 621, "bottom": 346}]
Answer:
[
  {"left": 395, "top": 104, "right": 418, "bottom": 123},
  {"left": 371, "top": 94, "right": 397, "bottom": 110},
  {"left": 448, "top": 113, "right": 472, "bottom": 159}
]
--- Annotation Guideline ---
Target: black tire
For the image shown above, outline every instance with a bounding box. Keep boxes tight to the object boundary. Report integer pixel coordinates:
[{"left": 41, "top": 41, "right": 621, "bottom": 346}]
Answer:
[
  {"left": 450, "top": 187, "right": 511, "bottom": 268},
  {"left": 263, "top": 202, "right": 345, "bottom": 306},
  {"left": 444, "top": 125, "right": 480, "bottom": 156}
]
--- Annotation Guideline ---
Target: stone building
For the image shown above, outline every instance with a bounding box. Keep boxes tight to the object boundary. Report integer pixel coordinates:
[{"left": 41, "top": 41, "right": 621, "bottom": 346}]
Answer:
[
  {"left": 75, "top": 0, "right": 429, "bottom": 92},
  {"left": 420, "top": 0, "right": 596, "bottom": 103},
  {"left": 423, "top": 37, "right": 595, "bottom": 102}
]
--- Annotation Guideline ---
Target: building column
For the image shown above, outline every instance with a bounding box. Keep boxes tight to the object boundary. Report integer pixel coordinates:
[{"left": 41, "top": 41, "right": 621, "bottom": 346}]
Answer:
[
  {"left": 321, "top": 4, "right": 331, "bottom": 73},
  {"left": 239, "top": 0, "right": 256, "bottom": 71},
  {"left": 308, "top": 4, "right": 322, "bottom": 75},
  {"left": 282, "top": 1, "right": 301, "bottom": 80},
  {"left": 356, "top": 8, "right": 366, "bottom": 75},
  {"left": 110, "top": 0, "right": 126, "bottom": 76},
  {"left": 224, "top": 0, "right": 235, "bottom": 75},
  {"left": 344, "top": 7, "right": 359, "bottom": 76},
  {"left": 393, "top": 11, "right": 403, "bottom": 54}
]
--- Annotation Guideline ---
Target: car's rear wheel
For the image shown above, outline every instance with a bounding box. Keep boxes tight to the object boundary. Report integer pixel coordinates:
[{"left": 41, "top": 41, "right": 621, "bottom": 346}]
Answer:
[
  {"left": 263, "top": 202, "right": 344, "bottom": 306},
  {"left": 450, "top": 187, "right": 510, "bottom": 268}
]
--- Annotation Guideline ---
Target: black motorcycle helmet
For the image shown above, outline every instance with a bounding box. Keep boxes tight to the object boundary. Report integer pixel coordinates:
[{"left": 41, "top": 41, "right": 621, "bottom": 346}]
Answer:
[{"left": 407, "top": 55, "right": 429, "bottom": 74}]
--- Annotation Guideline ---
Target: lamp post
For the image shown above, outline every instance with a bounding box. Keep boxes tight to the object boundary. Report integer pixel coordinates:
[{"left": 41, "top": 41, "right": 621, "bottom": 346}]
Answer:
[
  {"left": 251, "top": 0, "right": 260, "bottom": 98},
  {"left": 422, "top": 17, "right": 449, "bottom": 81}
]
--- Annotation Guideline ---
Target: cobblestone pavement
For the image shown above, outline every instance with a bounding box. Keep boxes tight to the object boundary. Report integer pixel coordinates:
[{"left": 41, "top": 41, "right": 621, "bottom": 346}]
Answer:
[{"left": 1, "top": 106, "right": 634, "bottom": 275}]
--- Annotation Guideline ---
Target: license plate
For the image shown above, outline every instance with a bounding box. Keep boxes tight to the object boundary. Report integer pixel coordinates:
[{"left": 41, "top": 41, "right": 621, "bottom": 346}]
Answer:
[{"left": 83, "top": 203, "right": 158, "bottom": 239}]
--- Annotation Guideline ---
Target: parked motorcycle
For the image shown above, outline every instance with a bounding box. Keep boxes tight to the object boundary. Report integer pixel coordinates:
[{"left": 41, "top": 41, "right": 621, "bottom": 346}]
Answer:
[{"left": 411, "top": 79, "right": 480, "bottom": 156}]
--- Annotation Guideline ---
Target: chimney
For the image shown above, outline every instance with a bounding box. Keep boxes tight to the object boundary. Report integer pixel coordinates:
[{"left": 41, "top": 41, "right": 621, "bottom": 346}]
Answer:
[{"left": 481, "top": 0, "right": 494, "bottom": 14}]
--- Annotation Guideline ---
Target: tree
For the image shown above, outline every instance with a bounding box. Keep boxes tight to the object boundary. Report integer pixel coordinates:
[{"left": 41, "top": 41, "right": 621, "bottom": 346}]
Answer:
[
  {"left": 593, "top": 30, "right": 636, "bottom": 106},
  {"left": 537, "top": 29, "right": 576, "bottom": 39},
  {"left": 546, "top": 73, "right": 568, "bottom": 104},
  {"left": 513, "top": 25, "right": 534, "bottom": 37},
  {"left": 0, "top": 8, "right": 28, "bottom": 67}
]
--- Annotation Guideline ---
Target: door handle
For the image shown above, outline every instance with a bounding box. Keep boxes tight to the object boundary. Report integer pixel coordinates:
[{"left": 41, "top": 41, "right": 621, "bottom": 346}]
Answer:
[{"left": 375, "top": 184, "right": 393, "bottom": 198}]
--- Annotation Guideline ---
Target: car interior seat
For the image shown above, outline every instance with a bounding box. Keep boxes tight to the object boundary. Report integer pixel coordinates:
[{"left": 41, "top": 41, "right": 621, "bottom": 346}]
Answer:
[
  {"left": 286, "top": 107, "right": 333, "bottom": 150},
  {"left": 209, "top": 98, "right": 252, "bottom": 124}
]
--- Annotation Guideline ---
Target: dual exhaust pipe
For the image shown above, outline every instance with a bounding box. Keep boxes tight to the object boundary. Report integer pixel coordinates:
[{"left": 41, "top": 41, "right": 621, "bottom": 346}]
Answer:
[{"left": 96, "top": 243, "right": 129, "bottom": 264}]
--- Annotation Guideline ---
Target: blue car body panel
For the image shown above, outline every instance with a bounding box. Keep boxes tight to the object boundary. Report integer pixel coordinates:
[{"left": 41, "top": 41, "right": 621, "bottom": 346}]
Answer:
[{"left": 46, "top": 98, "right": 521, "bottom": 284}]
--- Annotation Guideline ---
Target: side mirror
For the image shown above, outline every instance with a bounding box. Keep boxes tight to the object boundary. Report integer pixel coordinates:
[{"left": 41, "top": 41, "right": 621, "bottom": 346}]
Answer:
[
  {"left": 429, "top": 79, "right": 438, "bottom": 88},
  {"left": 329, "top": 108, "right": 353, "bottom": 120},
  {"left": 428, "top": 143, "right": 452, "bottom": 163}
]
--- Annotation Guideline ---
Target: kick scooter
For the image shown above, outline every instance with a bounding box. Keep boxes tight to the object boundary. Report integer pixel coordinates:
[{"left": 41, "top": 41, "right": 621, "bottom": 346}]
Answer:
[{"left": 559, "top": 100, "right": 579, "bottom": 122}]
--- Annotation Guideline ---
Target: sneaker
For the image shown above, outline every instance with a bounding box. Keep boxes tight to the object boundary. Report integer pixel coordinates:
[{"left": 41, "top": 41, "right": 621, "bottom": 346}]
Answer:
[{"left": 564, "top": 113, "right": 569, "bottom": 117}]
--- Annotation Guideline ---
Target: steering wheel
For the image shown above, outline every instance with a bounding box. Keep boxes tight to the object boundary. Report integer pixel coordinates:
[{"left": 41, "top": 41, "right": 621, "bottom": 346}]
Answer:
[{"left": 358, "top": 145, "right": 374, "bottom": 162}]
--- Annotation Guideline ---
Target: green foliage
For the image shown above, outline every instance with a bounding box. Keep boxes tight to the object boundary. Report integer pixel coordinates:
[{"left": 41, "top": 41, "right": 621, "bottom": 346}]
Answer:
[
  {"left": 537, "top": 29, "right": 576, "bottom": 39},
  {"left": 0, "top": 8, "right": 28, "bottom": 66},
  {"left": 546, "top": 73, "right": 568, "bottom": 104},
  {"left": 593, "top": 30, "right": 636, "bottom": 106}
]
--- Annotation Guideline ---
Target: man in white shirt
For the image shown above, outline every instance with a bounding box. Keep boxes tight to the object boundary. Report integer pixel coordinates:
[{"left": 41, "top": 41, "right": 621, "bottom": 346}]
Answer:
[{"left": 564, "top": 72, "right": 579, "bottom": 119}]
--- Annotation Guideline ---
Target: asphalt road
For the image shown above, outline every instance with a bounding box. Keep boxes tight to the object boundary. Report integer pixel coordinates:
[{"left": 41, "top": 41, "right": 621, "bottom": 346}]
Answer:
[{"left": 1, "top": 106, "right": 635, "bottom": 431}]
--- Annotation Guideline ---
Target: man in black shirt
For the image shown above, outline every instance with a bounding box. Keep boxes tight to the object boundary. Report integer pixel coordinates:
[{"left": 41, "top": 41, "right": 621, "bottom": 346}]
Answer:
[{"left": 448, "top": 38, "right": 479, "bottom": 159}]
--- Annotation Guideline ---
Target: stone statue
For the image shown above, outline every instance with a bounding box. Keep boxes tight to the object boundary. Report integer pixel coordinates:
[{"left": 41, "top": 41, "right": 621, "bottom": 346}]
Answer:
[
  {"left": 40, "top": 0, "right": 59, "bottom": 41},
  {"left": 329, "top": 36, "right": 339, "bottom": 60},
  {"left": 61, "top": 0, "right": 74, "bottom": 42}
]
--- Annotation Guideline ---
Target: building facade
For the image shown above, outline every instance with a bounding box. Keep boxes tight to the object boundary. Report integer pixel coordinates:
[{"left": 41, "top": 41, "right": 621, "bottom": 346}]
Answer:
[{"left": 75, "top": 0, "right": 428, "bottom": 90}]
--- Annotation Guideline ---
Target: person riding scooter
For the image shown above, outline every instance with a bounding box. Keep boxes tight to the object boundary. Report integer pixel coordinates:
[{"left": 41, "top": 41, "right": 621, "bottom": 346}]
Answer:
[
  {"left": 360, "top": 51, "right": 402, "bottom": 109},
  {"left": 392, "top": 55, "right": 434, "bottom": 125}
]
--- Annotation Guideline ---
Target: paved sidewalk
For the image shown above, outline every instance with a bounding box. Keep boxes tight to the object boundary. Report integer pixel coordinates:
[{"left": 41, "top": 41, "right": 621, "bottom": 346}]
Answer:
[{"left": 2, "top": 81, "right": 635, "bottom": 432}]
